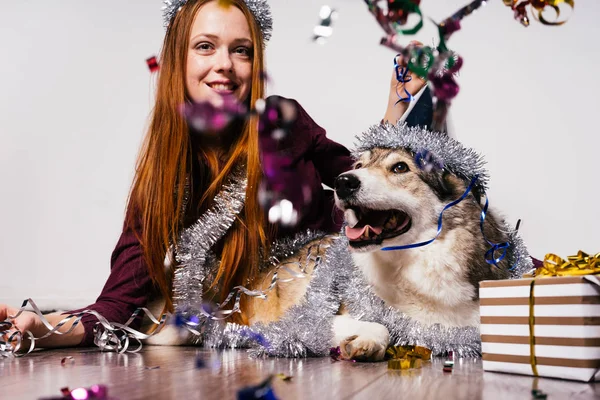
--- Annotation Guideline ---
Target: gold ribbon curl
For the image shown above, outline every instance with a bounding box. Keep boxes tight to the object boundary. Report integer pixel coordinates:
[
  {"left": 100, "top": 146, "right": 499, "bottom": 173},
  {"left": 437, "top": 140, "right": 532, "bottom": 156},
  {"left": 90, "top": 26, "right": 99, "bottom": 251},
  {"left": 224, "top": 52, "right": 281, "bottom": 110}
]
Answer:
[
  {"left": 536, "top": 251, "right": 600, "bottom": 277},
  {"left": 504, "top": 0, "right": 575, "bottom": 26},
  {"left": 386, "top": 345, "right": 432, "bottom": 370}
]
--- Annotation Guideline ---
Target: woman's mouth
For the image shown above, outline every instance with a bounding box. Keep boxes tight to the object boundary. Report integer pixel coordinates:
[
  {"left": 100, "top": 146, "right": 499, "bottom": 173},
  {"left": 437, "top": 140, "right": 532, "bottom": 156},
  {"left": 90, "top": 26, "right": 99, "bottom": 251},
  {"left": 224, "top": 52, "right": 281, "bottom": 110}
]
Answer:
[{"left": 206, "top": 82, "right": 238, "bottom": 94}]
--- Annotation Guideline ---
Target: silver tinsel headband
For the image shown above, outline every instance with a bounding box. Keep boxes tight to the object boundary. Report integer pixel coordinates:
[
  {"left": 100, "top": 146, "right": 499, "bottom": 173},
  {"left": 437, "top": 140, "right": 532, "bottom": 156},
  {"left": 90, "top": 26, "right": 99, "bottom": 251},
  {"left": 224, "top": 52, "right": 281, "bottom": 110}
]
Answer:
[
  {"left": 162, "top": 0, "right": 273, "bottom": 43},
  {"left": 353, "top": 122, "right": 489, "bottom": 193}
]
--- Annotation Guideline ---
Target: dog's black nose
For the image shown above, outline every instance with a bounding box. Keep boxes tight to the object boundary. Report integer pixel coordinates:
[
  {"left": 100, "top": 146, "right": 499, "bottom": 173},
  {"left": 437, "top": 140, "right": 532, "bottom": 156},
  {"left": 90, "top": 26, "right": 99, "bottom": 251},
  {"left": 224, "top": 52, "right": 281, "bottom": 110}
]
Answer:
[{"left": 335, "top": 174, "right": 361, "bottom": 199}]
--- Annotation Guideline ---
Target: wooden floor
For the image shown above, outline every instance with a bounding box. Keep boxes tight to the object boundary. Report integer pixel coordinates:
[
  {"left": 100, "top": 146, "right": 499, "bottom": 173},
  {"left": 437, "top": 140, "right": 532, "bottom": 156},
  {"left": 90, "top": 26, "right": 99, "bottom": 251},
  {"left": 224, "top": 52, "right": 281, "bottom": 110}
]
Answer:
[{"left": 1, "top": 347, "right": 598, "bottom": 399}]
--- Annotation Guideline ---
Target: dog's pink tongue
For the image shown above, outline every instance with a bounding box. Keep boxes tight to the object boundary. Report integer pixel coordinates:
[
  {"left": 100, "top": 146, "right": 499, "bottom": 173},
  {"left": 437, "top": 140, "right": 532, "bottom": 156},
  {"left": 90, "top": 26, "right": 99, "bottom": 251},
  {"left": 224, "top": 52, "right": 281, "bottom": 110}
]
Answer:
[{"left": 345, "top": 225, "right": 383, "bottom": 240}]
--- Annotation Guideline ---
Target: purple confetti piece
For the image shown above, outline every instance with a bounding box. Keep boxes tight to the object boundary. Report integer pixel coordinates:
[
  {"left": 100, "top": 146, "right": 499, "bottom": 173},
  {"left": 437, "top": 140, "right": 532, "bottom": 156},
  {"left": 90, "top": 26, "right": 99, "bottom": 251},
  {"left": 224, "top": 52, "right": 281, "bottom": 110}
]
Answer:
[
  {"left": 181, "top": 96, "right": 247, "bottom": 134},
  {"left": 414, "top": 150, "right": 444, "bottom": 172}
]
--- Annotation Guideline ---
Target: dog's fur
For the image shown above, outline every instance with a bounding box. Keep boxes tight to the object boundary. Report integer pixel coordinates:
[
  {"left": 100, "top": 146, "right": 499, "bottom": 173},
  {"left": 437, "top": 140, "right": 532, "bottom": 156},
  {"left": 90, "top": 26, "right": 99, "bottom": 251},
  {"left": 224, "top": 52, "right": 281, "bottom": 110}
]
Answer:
[{"left": 330, "top": 147, "right": 510, "bottom": 360}]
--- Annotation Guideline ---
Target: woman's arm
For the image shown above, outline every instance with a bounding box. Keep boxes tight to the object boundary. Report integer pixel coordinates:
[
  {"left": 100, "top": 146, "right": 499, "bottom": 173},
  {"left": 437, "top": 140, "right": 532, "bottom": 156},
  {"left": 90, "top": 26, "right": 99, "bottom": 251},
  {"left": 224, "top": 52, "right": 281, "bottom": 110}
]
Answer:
[{"left": 1, "top": 217, "right": 155, "bottom": 350}]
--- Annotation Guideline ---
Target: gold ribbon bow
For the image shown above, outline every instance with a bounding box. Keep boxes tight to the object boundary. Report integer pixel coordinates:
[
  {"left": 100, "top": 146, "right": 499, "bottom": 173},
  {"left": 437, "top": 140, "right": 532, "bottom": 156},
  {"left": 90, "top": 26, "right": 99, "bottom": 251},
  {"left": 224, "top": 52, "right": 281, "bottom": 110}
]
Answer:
[
  {"left": 386, "top": 345, "right": 432, "bottom": 370},
  {"left": 536, "top": 251, "right": 600, "bottom": 277}
]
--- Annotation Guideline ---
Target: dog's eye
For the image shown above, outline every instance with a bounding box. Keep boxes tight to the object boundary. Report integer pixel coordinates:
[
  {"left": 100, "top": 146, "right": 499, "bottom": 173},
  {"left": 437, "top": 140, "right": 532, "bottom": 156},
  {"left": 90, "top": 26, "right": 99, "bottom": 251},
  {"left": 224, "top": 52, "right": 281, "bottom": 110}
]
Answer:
[
  {"left": 391, "top": 162, "right": 409, "bottom": 174},
  {"left": 354, "top": 163, "right": 363, "bottom": 170}
]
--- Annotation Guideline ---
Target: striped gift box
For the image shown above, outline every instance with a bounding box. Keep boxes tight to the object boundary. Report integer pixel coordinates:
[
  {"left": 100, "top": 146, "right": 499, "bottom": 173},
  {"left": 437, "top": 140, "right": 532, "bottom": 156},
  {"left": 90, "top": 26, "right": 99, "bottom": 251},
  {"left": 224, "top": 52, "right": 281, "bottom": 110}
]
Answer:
[{"left": 479, "top": 275, "right": 600, "bottom": 382}]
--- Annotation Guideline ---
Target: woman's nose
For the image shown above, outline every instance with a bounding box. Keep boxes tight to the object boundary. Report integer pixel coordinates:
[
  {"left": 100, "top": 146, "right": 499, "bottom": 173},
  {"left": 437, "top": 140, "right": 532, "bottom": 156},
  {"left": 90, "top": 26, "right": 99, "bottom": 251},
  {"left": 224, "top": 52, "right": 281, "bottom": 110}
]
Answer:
[{"left": 215, "top": 49, "right": 233, "bottom": 72}]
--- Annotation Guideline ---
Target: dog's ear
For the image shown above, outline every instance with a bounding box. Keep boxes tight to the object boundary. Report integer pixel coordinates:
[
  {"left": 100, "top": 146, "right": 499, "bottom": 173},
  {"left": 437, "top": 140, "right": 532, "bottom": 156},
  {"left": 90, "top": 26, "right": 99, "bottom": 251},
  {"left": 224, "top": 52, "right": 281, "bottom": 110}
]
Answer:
[{"left": 421, "top": 170, "right": 461, "bottom": 201}]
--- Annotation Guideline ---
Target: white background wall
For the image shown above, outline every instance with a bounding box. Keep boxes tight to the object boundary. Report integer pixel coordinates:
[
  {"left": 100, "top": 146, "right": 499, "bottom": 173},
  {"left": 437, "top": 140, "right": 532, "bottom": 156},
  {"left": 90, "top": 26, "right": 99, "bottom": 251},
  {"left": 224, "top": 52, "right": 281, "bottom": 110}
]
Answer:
[{"left": 1, "top": 0, "right": 598, "bottom": 310}]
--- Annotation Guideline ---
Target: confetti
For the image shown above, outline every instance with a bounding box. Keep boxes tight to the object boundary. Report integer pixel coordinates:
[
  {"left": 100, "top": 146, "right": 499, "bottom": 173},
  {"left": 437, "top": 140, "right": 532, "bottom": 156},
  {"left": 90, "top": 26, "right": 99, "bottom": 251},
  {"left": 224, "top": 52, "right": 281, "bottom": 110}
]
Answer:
[
  {"left": 60, "top": 356, "right": 74, "bottom": 366},
  {"left": 39, "top": 384, "right": 109, "bottom": 400},
  {"left": 414, "top": 150, "right": 444, "bottom": 172},
  {"left": 256, "top": 96, "right": 309, "bottom": 228},
  {"left": 240, "top": 329, "right": 270, "bottom": 349},
  {"left": 330, "top": 346, "right": 342, "bottom": 361},
  {"left": 443, "top": 359, "right": 454, "bottom": 373},
  {"left": 386, "top": 345, "right": 430, "bottom": 370},
  {"left": 365, "top": 0, "right": 424, "bottom": 35},
  {"left": 180, "top": 96, "right": 247, "bottom": 134},
  {"left": 313, "top": 5, "right": 338, "bottom": 44},
  {"left": 275, "top": 373, "right": 292, "bottom": 382},
  {"left": 504, "top": 0, "right": 574, "bottom": 27},
  {"left": 237, "top": 376, "right": 279, "bottom": 400},
  {"left": 367, "top": 0, "right": 572, "bottom": 132},
  {"left": 195, "top": 357, "right": 206, "bottom": 369},
  {"left": 393, "top": 54, "right": 415, "bottom": 104},
  {"left": 532, "top": 389, "right": 548, "bottom": 399},
  {"left": 389, "top": 357, "right": 422, "bottom": 370},
  {"left": 146, "top": 56, "right": 159, "bottom": 73},
  {"left": 329, "top": 346, "right": 357, "bottom": 363}
]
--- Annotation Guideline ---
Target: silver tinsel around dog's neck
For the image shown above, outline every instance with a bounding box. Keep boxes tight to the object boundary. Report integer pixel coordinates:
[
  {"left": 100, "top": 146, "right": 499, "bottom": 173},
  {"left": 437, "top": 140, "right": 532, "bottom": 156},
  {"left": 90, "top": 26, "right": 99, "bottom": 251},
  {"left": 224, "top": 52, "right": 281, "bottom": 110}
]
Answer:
[
  {"left": 162, "top": 0, "right": 273, "bottom": 43},
  {"left": 353, "top": 122, "right": 489, "bottom": 193}
]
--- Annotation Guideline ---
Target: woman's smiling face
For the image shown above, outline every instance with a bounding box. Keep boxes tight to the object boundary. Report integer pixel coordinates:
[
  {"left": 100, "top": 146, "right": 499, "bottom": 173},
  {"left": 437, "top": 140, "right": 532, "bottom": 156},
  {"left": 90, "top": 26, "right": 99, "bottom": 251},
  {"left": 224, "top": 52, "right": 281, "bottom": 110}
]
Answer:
[{"left": 186, "top": 1, "right": 254, "bottom": 105}]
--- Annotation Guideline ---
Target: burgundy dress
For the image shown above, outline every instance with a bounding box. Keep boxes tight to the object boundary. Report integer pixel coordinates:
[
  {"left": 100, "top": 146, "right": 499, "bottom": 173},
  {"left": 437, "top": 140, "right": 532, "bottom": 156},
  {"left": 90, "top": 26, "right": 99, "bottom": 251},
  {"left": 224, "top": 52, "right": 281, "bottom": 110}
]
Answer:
[{"left": 69, "top": 98, "right": 354, "bottom": 346}]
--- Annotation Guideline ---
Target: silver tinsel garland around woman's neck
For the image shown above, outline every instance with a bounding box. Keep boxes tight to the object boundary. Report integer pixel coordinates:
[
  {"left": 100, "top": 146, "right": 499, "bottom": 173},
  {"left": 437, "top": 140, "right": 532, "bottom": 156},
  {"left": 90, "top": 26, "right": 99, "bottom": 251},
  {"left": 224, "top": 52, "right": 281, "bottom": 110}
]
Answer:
[{"left": 172, "top": 164, "right": 247, "bottom": 317}]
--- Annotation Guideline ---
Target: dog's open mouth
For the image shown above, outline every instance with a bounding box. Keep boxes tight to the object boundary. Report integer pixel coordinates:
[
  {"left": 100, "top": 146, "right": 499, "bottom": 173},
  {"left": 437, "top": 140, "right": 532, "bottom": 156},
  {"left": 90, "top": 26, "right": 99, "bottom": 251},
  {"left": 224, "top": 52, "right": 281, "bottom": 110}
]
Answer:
[{"left": 344, "top": 207, "right": 412, "bottom": 248}]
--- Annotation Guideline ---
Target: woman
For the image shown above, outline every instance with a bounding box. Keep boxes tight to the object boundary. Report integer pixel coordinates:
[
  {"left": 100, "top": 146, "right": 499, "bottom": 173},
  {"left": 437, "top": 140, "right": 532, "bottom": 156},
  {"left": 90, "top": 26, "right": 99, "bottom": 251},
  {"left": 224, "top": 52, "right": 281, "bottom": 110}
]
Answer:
[{"left": 1, "top": 0, "right": 427, "bottom": 349}]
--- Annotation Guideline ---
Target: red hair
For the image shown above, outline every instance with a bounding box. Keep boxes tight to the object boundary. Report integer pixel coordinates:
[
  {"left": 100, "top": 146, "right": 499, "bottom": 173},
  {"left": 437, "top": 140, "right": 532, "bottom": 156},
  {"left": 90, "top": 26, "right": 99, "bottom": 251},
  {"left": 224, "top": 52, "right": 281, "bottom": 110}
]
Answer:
[{"left": 127, "top": 0, "right": 267, "bottom": 324}]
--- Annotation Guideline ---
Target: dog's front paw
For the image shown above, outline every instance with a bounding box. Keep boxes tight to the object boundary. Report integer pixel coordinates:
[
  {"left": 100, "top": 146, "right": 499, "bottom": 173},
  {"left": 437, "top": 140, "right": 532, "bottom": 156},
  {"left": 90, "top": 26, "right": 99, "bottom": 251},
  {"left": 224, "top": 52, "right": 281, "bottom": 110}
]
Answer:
[{"left": 340, "top": 334, "right": 387, "bottom": 362}]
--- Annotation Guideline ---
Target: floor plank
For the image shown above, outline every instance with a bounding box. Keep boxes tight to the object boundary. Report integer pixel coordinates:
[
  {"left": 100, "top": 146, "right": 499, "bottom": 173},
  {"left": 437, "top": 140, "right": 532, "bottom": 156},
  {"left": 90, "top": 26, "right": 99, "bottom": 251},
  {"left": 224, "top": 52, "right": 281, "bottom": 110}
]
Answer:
[{"left": 1, "top": 347, "right": 598, "bottom": 399}]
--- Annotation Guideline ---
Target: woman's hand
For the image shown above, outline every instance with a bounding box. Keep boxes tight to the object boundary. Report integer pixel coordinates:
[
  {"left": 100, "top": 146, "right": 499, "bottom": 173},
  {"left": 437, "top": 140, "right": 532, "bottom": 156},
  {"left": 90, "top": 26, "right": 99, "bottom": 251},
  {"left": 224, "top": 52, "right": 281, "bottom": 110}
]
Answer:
[
  {"left": 1, "top": 304, "right": 85, "bottom": 350},
  {"left": 0, "top": 304, "right": 39, "bottom": 333},
  {"left": 0, "top": 304, "right": 42, "bottom": 352},
  {"left": 383, "top": 40, "right": 429, "bottom": 125}
]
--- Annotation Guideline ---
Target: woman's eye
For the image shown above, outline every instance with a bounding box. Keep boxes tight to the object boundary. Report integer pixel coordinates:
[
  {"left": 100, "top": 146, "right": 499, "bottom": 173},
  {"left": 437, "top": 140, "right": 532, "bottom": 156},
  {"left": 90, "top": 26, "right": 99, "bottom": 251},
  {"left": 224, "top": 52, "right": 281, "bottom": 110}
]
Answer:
[
  {"left": 391, "top": 162, "right": 409, "bottom": 174},
  {"left": 234, "top": 47, "right": 252, "bottom": 57},
  {"left": 196, "top": 42, "right": 213, "bottom": 51},
  {"left": 354, "top": 163, "right": 363, "bottom": 170}
]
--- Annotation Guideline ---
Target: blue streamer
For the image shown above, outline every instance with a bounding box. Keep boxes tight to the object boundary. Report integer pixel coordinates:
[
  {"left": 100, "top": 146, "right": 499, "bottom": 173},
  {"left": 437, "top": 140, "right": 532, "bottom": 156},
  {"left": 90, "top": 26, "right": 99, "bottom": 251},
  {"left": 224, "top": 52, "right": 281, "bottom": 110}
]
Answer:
[
  {"left": 381, "top": 173, "right": 518, "bottom": 272},
  {"left": 479, "top": 197, "right": 520, "bottom": 271},
  {"left": 381, "top": 175, "right": 478, "bottom": 251},
  {"left": 394, "top": 54, "right": 414, "bottom": 104}
]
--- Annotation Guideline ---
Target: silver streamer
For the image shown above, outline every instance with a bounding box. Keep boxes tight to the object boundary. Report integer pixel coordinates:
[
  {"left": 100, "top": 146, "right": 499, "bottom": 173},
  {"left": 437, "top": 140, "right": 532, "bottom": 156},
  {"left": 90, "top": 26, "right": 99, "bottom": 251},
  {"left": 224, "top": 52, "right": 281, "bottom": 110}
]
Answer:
[
  {"left": 162, "top": 0, "right": 274, "bottom": 43},
  {"left": 173, "top": 164, "right": 247, "bottom": 318},
  {"left": 205, "top": 231, "right": 343, "bottom": 357},
  {"left": 353, "top": 122, "right": 489, "bottom": 193},
  {"left": 0, "top": 299, "right": 166, "bottom": 357}
]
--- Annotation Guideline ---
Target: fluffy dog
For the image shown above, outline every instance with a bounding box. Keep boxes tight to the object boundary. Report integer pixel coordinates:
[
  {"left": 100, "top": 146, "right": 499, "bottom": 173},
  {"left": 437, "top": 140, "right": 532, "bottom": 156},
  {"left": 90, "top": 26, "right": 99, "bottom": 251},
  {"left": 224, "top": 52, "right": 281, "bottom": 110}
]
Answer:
[{"left": 330, "top": 124, "right": 523, "bottom": 361}]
